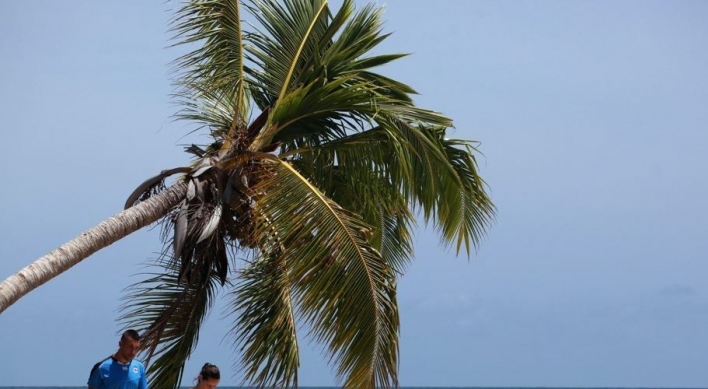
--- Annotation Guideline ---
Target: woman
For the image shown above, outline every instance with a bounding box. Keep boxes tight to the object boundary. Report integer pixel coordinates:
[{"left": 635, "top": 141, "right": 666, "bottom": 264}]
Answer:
[{"left": 192, "top": 363, "right": 220, "bottom": 389}]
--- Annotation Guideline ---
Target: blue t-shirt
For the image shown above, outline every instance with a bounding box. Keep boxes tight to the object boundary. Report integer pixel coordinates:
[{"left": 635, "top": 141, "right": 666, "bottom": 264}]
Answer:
[{"left": 87, "top": 356, "right": 148, "bottom": 389}]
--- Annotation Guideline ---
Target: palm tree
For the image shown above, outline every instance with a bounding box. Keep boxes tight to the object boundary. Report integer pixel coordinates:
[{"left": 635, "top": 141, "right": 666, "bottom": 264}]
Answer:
[{"left": 0, "top": 0, "right": 494, "bottom": 388}]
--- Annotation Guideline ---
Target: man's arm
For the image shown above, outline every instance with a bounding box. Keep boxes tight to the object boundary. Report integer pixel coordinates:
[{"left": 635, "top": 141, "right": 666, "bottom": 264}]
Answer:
[{"left": 87, "top": 361, "right": 102, "bottom": 389}]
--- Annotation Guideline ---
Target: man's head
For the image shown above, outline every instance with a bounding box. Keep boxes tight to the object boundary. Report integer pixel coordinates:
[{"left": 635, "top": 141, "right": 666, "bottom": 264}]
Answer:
[{"left": 116, "top": 329, "right": 141, "bottom": 362}]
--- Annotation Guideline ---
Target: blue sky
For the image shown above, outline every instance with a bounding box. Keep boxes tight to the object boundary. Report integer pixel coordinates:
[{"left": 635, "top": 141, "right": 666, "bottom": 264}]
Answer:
[{"left": 1, "top": 0, "right": 707, "bottom": 387}]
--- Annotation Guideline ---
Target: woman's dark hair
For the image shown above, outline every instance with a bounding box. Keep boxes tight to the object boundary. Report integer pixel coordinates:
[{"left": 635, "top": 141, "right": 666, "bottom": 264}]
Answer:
[{"left": 199, "top": 363, "right": 220, "bottom": 380}]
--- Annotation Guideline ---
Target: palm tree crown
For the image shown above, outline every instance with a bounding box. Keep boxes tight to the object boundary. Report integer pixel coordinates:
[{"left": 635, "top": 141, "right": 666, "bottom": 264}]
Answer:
[{"left": 119, "top": 0, "right": 495, "bottom": 388}]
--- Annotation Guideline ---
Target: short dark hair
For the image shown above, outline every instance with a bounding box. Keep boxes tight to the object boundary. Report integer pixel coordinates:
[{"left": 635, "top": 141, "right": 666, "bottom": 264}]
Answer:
[
  {"left": 199, "top": 363, "right": 220, "bottom": 380},
  {"left": 121, "top": 329, "right": 141, "bottom": 342}
]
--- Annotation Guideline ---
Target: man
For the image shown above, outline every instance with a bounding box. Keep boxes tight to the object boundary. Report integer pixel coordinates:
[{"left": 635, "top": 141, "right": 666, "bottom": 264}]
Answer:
[{"left": 87, "top": 329, "right": 148, "bottom": 389}]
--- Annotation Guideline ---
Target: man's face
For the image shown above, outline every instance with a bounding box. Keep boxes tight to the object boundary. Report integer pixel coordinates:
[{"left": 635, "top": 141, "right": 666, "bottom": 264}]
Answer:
[{"left": 117, "top": 337, "right": 140, "bottom": 361}]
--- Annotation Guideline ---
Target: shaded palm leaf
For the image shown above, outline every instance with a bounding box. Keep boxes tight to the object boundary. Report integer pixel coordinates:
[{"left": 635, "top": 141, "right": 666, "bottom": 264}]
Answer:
[
  {"left": 171, "top": 0, "right": 249, "bottom": 140},
  {"left": 119, "top": 264, "right": 220, "bottom": 389},
  {"left": 289, "top": 149, "right": 415, "bottom": 274},
  {"left": 248, "top": 155, "right": 398, "bottom": 388},
  {"left": 124, "top": 167, "right": 192, "bottom": 210},
  {"left": 439, "top": 136, "right": 496, "bottom": 254},
  {"left": 228, "top": 252, "right": 300, "bottom": 387}
]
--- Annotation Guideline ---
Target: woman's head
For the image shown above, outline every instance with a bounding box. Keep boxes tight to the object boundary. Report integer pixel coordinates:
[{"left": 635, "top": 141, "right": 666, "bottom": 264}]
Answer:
[{"left": 195, "top": 363, "right": 220, "bottom": 389}]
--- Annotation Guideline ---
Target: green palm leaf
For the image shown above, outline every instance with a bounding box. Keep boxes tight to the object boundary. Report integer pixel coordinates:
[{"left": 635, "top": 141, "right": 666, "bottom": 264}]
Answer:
[
  {"left": 439, "top": 136, "right": 496, "bottom": 254},
  {"left": 249, "top": 155, "right": 398, "bottom": 387},
  {"left": 243, "top": 0, "right": 330, "bottom": 101},
  {"left": 288, "top": 140, "right": 416, "bottom": 274},
  {"left": 118, "top": 263, "right": 221, "bottom": 389},
  {"left": 228, "top": 252, "right": 300, "bottom": 387},
  {"left": 246, "top": 0, "right": 332, "bottom": 150},
  {"left": 172, "top": 0, "right": 249, "bottom": 140}
]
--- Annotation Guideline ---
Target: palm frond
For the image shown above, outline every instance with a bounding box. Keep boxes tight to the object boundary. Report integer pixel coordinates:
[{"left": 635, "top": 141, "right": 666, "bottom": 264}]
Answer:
[
  {"left": 382, "top": 118, "right": 495, "bottom": 255},
  {"left": 249, "top": 155, "right": 398, "bottom": 387},
  {"left": 245, "top": 0, "right": 332, "bottom": 150},
  {"left": 269, "top": 76, "right": 377, "bottom": 134},
  {"left": 375, "top": 203, "right": 415, "bottom": 275},
  {"left": 119, "top": 265, "right": 221, "bottom": 389},
  {"left": 320, "top": 3, "right": 401, "bottom": 79},
  {"left": 287, "top": 137, "right": 416, "bottom": 274},
  {"left": 281, "top": 109, "right": 493, "bottom": 257},
  {"left": 168, "top": 157, "right": 231, "bottom": 285},
  {"left": 228, "top": 252, "right": 300, "bottom": 387},
  {"left": 243, "top": 0, "right": 330, "bottom": 102},
  {"left": 247, "top": 0, "right": 432, "bottom": 152},
  {"left": 438, "top": 136, "right": 496, "bottom": 254},
  {"left": 125, "top": 167, "right": 192, "bottom": 209},
  {"left": 172, "top": 0, "right": 249, "bottom": 141},
  {"left": 172, "top": 85, "right": 241, "bottom": 139}
]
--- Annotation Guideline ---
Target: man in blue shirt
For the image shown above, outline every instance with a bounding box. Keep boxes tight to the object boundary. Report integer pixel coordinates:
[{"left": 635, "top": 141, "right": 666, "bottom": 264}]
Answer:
[{"left": 87, "top": 329, "right": 148, "bottom": 389}]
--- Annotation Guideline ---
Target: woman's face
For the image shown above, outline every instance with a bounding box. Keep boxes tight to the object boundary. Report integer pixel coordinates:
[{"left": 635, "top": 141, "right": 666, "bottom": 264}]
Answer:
[{"left": 197, "top": 378, "right": 219, "bottom": 389}]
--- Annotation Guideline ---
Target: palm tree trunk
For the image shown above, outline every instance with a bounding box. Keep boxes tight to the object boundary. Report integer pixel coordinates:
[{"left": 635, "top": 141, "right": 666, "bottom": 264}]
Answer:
[{"left": 0, "top": 182, "right": 187, "bottom": 314}]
